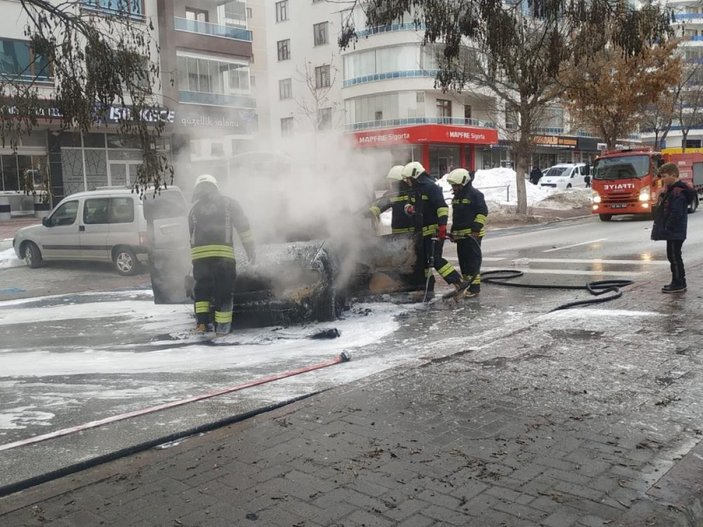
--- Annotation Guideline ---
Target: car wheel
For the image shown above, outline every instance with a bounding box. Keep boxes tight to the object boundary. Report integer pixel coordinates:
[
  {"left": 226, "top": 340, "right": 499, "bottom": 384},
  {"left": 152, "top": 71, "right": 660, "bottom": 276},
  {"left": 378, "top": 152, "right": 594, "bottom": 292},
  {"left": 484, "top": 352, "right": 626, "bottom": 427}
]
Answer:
[
  {"left": 113, "top": 246, "right": 139, "bottom": 276},
  {"left": 599, "top": 214, "right": 613, "bottom": 222},
  {"left": 688, "top": 197, "right": 698, "bottom": 214},
  {"left": 23, "top": 241, "right": 43, "bottom": 268}
]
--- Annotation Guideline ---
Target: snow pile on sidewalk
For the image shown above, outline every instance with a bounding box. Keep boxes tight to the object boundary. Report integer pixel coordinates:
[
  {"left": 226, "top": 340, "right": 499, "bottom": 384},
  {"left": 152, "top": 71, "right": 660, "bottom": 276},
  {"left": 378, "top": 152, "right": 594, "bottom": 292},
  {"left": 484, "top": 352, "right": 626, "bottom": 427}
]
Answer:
[
  {"left": 438, "top": 167, "right": 591, "bottom": 213},
  {"left": 0, "top": 247, "right": 22, "bottom": 269}
]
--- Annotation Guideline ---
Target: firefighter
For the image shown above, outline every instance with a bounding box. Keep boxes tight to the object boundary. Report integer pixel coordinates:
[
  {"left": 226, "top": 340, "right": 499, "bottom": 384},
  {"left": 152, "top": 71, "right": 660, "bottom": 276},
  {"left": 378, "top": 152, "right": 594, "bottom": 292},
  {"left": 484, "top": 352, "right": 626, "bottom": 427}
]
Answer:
[
  {"left": 401, "top": 161, "right": 466, "bottom": 294},
  {"left": 368, "top": 165, "right": 416, "bottom": 234},
  {"left": 189, "top": 174, "right": 256, "bottom": 336},
  {"left": 447, "top": 168, "right": 487, "bottom": 297}
]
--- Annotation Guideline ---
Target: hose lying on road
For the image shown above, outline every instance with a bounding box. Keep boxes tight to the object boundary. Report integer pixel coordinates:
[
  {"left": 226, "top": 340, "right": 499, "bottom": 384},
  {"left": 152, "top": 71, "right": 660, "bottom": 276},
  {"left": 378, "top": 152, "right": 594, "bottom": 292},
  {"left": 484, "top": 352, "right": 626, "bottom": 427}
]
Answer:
[{"left": 480, "top": 269, "right": 634, "bottom": 312}]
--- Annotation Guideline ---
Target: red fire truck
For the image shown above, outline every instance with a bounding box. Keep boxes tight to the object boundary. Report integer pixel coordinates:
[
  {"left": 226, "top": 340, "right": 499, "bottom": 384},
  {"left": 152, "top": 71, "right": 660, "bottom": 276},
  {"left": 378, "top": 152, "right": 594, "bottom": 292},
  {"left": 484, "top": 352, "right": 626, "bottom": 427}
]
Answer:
[{"left": 591, "top": 147, "right": 703, "bottom": 221}]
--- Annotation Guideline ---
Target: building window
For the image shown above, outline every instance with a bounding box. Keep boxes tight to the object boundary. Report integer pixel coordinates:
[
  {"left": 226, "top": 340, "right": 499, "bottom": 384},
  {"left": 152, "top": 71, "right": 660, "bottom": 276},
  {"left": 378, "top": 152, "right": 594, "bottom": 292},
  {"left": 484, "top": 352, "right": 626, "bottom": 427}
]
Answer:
[
  {"left": 177, "top": 54, "right": 250, "bottom": 94},
  {"left": 317, "top": 107, "right": 332, "bottom": 130},
  {"left": 279, "top": 78, "right": 292, "bottom": 100},
  {"left": 277, "top": 39, "right": 290, "bottom": 61},
  {"left": 437, "top": 99, "right": 452, "bottom": 118},
  {"left": 281, "top": 117, "right": 294, "bottom": 136},
  {"left": 81, "top": 0, "right": 143, "bottom": 17},
  {"left": 315, "top": 65, "right": 331, "bottom": 89},
  {"left": 246, "top": 7, "right": 253, "bottom": 18},
  {"left": 185, "top": 7, "right": 208, "bottom": 22},
  {"left": 464, "top": 105, "right": 472, "bottom": 119},
  {"left": 313, "top": 22, "right": 329, "bottom": 46},
  {"left": 375, "top": 111, "right": 383, "bottom": 121},
  {"left": 0, "top": 39, "right": 52, "bottom": 81},
  {"left": 275, "top": 1, "right": 288, "bottom": 22}
]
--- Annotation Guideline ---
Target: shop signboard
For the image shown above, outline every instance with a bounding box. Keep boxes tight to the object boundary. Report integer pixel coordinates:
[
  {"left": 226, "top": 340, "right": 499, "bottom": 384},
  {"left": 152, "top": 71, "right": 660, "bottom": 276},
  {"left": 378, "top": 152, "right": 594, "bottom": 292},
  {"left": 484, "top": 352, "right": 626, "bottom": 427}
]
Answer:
[
  {"left": 531, "top": 135, "right": 578, "bottom": 148},
  {"left": 352, "top": 124, "right": 499, "bottom": 147}
]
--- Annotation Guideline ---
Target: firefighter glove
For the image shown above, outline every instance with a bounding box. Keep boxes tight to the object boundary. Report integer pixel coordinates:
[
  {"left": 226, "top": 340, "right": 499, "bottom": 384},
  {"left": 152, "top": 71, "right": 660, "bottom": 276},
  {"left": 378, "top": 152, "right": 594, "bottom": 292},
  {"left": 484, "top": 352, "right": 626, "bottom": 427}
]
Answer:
[{"left": 438, "top": 225, "right": 447, "bottom": 240}]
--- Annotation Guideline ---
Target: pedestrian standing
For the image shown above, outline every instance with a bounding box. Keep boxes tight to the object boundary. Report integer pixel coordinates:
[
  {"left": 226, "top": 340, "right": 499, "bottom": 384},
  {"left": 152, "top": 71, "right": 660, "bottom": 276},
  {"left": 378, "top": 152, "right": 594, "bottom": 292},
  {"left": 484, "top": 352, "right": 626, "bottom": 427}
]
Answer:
[
  {"left": 401, "top": 161, "right": 467, "bottom": 296},
  {"left": 189, "top": 174, "right": 256, "bottom": 335},
  {"left": 651, "top": 162, "right": 695, "bottom": 293},
  {"left": 529, "top": 166, "right": 543, "bottom": 185},
  {"left": 447, "top": 168, "right": 487, "bottom": 297}
]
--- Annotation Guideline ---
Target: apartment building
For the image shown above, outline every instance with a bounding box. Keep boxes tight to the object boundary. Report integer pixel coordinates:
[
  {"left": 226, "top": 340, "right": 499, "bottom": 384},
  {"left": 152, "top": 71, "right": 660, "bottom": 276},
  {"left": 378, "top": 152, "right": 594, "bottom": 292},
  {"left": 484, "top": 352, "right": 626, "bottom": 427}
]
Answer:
[
  {"left": 252, "top": 1, "right": 504, "bottom": 178},
  {"left": 0, "top": 0, "right": 256, "bottom": 210},
  {"left": 156, "top": 0, "right": 256, "bottom": 188},
  {"left": 643, "top": 0, "right": 703, "bottom": 150}
]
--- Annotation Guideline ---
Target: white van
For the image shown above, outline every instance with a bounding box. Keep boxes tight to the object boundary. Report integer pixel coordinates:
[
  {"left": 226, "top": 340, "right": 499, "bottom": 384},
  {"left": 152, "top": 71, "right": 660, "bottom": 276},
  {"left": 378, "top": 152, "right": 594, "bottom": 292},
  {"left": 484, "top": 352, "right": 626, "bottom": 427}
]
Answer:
[
  {"left": 539, "top": 163, "right": 589, "bottom": 190},
  {"left": 13, "top": 188, "right": 152, "bottom": 275}
]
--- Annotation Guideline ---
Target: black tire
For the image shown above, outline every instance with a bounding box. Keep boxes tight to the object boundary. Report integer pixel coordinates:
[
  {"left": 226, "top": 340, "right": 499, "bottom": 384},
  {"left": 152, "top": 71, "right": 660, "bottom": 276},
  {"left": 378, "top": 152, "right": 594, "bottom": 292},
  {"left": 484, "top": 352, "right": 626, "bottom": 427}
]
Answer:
[
  {"left": 113, "top": 246, "right": 139, "bottom": 276},
  {"left": 23, "top": 241, "right": 42, "bottom": 268},
  {"left": 599, "top": 214, "right": 613, "bottom": 222},
  {"left": 688, "top": 197, "right": 698, "bottom": 214}
]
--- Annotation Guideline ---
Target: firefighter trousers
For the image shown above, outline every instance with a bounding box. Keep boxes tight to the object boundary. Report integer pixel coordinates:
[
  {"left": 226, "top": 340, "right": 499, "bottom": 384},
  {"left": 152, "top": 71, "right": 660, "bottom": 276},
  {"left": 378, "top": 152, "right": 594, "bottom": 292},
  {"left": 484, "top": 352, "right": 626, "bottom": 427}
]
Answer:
[
  {"left": 423, "top": 237, "right": 462, "bottom": 285},
  {"left": 193, "top": 257, "right": 237, "bottom": 333},
  {"left": 457, "top": 236, "right": 482, "bottom": 291}
]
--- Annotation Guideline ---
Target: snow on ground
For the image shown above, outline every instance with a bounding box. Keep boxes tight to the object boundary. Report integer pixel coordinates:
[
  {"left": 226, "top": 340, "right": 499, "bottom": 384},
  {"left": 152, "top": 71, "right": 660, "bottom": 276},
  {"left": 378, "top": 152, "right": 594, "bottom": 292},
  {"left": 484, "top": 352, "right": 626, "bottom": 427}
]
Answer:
[{"left": 0, "top": 247, "right": 22, "bottom": 269}]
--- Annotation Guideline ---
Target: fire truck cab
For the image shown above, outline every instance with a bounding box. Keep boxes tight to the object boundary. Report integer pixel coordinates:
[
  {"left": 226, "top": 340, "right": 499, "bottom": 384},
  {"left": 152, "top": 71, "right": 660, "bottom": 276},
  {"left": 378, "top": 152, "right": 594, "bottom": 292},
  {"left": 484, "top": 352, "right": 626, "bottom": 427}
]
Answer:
[{"left": 591, "top": 147, "right": 703, "bottom": 221}]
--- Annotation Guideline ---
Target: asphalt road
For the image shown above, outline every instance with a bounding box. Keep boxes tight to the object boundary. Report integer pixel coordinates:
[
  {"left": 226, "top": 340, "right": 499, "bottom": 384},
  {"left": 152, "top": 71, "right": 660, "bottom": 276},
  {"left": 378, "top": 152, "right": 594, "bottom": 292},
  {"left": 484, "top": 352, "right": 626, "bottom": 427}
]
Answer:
[{"left": 1, "top": 212, "right": 701, "bottom": 493}]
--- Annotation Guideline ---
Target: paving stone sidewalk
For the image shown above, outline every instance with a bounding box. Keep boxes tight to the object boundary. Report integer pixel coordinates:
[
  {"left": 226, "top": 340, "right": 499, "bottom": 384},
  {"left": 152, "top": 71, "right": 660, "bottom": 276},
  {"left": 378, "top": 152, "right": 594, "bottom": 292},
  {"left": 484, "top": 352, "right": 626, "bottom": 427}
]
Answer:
[{"left": 1, "top": 260, "right": 703, "bottom": 526}]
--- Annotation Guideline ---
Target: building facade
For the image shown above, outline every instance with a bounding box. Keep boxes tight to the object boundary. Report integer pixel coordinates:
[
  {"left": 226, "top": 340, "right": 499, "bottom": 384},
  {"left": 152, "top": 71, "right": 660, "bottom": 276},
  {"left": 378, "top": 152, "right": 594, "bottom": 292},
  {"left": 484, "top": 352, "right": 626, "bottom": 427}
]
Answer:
[{"left": 0, "top": 0, "right": 256, "bottom": 211}]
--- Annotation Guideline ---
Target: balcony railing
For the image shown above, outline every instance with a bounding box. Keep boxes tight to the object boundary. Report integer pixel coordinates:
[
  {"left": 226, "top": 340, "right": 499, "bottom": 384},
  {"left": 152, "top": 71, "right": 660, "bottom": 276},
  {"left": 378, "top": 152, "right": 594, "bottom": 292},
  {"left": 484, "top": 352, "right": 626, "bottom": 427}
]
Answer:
[
  {"left": 532, "top": 127, "right": 597, "bottom": 138},
  {"left": 343, "top": 69, "right": 439, "bottom": 88},
  {"left": 673, "top": 13, "right": 703, "bottom": 22},
  {"left": 174, "top": 17, "right": 252, "bottom": 42},
  {"left": 179, "top": 91, "right": 256, "bottom": 108},
  {"left": 355, "top": 23, "right": 427, "bottom": 39},
  {"left": 345, "top": 117, "right": 496, "bottom": 131}
]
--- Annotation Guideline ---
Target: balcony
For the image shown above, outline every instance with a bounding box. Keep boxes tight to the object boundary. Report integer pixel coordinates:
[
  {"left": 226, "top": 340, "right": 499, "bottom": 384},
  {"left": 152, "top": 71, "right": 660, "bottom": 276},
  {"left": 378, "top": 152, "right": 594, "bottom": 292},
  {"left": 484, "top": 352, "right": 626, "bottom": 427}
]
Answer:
[
  {"left": 343, "top": 69, "right": 440, "bottom": 88},
  {"left": 355, "top": 23, "right": 426, "bottom": 39},
  {"left": 345, "top": 117, "right": 496, "bottom": 132},
  {"left": 179, "top": 90, "right": 256, "bottom": 108},
  {"left": 174, "top": 17, "right": 252, "bottom": 42}
]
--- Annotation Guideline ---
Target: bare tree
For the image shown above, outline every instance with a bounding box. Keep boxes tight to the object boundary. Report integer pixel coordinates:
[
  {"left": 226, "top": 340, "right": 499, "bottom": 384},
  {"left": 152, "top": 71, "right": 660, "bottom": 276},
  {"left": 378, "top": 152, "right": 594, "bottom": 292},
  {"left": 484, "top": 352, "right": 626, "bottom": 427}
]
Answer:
[
  {"left": 675, "top": 63, "right": 703, "bottom": 151},
  {"left": 3, "top": 1, "right": 170, "bottom": 197}
]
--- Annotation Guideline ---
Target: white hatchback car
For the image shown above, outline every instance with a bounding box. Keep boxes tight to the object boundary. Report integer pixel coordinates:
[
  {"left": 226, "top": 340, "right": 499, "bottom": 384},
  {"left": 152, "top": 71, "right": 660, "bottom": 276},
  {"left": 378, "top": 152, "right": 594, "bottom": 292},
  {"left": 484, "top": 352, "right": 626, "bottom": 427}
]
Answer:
[
  {"left": 13, "top": 188, "right": 151, "bottom": 275},
  {"left": 539, "top": 163, "right": 590, "bottom": 190}
]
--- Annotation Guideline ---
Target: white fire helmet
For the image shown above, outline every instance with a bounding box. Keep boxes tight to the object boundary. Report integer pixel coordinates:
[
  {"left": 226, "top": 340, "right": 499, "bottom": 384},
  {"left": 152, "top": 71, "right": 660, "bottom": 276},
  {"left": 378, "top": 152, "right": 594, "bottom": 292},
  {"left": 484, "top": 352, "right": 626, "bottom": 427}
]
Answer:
[
  {"left": 447, "top": 168, "right": 471, "bottom": 187},
  {"left": 194, "top": 174, "right": 218, "bottom": 189},
  {"left": 401, "top": 161, "right": 425, "bottom": 180},
  {"left": 386, "top": 165, "right": 405, "bottom": 181}
]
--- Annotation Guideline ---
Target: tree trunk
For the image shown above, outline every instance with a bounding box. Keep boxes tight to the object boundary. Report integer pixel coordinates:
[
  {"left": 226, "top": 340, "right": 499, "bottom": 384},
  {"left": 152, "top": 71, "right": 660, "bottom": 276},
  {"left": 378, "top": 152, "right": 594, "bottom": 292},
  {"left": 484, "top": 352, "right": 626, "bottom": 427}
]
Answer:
[{"left": 682, "top": 131, "right": 688, "bottom": 152}]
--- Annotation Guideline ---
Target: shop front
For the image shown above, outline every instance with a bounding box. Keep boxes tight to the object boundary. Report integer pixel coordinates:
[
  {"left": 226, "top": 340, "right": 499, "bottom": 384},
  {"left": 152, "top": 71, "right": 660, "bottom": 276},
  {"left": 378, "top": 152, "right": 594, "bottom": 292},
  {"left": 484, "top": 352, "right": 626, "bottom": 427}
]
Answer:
[
  {"left": 529, "top": 134, "right": 602, "bottom": 170},
  {"left": 350, "top": 124, "right": 499, "bottom": 180}
]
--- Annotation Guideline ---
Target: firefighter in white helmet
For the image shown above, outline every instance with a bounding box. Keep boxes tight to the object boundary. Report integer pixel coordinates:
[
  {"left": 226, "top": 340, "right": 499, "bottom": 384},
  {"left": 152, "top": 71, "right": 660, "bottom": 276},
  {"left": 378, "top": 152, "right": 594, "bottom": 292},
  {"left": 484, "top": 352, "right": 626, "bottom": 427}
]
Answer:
[
  {"left": 189, "top": 174, "right": 256, "bottom": 336},
  {"left": 401, "top": 161, "right": 466, "bottom": 295},
  {"left": 368, "top": 165, "right": 417, "bottom": 234},
  {"left": 447, "top": 168, "right": 487, "bottom": 297}
]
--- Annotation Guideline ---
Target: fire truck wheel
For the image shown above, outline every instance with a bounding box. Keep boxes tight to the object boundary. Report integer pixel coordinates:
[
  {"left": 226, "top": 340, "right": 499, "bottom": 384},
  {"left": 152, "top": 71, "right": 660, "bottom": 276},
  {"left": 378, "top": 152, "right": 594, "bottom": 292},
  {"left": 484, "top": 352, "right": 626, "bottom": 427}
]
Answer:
[{"left": 599, "top": 214, "right": 613, "bottom": 222}]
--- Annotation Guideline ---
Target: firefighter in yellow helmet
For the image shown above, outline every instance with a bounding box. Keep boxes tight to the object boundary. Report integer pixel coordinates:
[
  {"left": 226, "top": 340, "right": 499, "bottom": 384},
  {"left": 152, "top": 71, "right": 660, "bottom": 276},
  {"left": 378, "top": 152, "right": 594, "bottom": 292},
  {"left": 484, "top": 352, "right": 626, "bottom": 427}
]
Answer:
[
  {"left": 447, "top": 168, "right": 487, "bottom": 297},
  {"left": 401, "top": 161, "right": 467, "bottom": 295},
  {"left": 189, "top": 174, "right": 255, "bottom": 336},
  {"left": 368, "top": 165, "right": 417, "bottom": 233}
]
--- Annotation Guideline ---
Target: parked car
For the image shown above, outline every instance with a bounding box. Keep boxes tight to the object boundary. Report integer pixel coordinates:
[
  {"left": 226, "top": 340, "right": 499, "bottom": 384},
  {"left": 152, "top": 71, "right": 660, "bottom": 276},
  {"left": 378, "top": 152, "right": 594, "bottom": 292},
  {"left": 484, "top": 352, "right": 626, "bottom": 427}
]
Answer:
[
  {"left": 13, "top": 188, "right": 153, "bottom": 275},
  {"left": 539, "top": 163, "right": 590, "bottom": 190}
]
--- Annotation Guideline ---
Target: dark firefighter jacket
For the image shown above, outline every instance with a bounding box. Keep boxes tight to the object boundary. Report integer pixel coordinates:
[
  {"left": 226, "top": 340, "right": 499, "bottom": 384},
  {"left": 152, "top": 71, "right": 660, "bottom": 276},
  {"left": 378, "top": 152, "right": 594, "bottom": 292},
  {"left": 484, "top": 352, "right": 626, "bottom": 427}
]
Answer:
[
  {"left": 189, "top": 191, "right": 255, "bottom": 262},
  {"left": 369, "top": 181, "right": 416, "bottom": 233},
  {"left": 651, "top": 180, "right": 695, "bottom": 241},
  {"left": 450, "top": 183, "right": 488, "bottom": 239},
  {"left": 414, "top": 173, "right": 449, "bottom": 237}
]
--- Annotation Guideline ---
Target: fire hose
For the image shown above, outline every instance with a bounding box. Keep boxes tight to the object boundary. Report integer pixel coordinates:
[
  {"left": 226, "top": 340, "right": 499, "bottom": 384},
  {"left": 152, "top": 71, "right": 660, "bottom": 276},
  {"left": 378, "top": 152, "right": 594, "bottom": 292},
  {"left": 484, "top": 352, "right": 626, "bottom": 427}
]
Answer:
[{"left": 430, "top": 235, "right": 634, "bottom": 311}]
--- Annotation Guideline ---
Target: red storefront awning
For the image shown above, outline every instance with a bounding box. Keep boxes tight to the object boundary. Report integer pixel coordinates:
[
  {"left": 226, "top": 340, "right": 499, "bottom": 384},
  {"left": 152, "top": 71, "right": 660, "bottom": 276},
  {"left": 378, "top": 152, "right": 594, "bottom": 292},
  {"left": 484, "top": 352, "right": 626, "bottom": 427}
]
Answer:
[{"left": 351, "top": 124, "right": 499, "bottom": 148}]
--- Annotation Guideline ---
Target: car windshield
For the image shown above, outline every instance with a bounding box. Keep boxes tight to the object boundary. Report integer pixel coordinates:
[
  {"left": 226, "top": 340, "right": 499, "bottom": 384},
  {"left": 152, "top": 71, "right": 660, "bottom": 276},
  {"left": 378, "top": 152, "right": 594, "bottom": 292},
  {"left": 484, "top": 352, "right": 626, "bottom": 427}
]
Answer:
[
  {"left": 592, "top": 155, "right": 650, "bottom": 180},
  {"left": 548, "top": 167, "right": 572, "bottom": 177}
]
